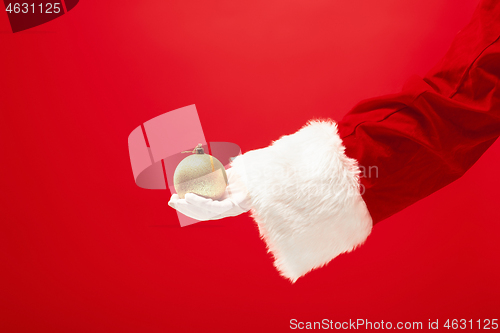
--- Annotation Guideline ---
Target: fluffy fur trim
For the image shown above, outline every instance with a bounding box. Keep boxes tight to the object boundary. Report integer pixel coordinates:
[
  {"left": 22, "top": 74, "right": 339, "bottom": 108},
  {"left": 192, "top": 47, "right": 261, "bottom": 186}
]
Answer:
[{"left": 231, "top": 120, "right": 372, "bottom": 282}]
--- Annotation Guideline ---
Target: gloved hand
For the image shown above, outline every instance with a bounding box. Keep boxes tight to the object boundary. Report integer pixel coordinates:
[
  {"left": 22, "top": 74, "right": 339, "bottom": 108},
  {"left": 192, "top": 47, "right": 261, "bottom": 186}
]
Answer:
[{"left": 168, "top": 167, "right": 252, "bottom": 221}]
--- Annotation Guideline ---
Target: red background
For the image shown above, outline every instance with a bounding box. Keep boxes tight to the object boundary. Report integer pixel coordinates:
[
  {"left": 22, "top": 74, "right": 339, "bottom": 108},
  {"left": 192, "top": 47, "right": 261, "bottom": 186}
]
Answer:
[{"left": 1, "top": 0, "right": 499, "bottom": 331}]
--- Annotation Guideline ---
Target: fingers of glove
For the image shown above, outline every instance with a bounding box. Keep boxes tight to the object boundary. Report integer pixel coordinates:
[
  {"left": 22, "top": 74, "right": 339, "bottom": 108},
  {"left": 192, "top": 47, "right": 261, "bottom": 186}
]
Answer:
[
  {"left": 168, "top": 193, "right": 243, "bottom": 220},
  {"left": 181, "top": 193, "right": 247, "bottom": 219},
  {"left": 172, "top": 197, "right": 222, "bottom": 221},
  {"left": 184, "top": 193, "right": 235, "bottom": 215},
  {"left": 168, "top": 193, "right": 218, "bottom": 220}
]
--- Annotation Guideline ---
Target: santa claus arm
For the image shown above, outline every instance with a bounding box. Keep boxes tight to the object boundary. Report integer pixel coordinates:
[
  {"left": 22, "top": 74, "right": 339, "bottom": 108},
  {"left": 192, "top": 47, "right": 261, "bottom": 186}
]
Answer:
[{"left": 339, "top": 0, "right": 500, "bottom": 224}]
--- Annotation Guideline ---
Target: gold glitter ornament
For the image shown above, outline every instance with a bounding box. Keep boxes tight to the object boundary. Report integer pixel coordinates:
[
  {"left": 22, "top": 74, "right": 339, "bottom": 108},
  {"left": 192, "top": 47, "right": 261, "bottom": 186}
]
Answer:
[{"left": 173, "top": 144, "right": 228, "bottom": 200}]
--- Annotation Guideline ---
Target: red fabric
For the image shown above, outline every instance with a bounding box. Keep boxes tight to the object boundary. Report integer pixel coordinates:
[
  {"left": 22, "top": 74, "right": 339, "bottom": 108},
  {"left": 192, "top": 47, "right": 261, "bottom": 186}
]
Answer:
[{"left": 339, "top": 0, "right": 500, "bottom": 224}]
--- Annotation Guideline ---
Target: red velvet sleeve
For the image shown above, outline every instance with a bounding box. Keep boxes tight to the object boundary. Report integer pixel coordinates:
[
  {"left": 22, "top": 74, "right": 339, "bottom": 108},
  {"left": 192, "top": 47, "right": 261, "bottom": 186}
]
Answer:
[{"left": 338, "top": 0, "right": 500, "bottom": 224}]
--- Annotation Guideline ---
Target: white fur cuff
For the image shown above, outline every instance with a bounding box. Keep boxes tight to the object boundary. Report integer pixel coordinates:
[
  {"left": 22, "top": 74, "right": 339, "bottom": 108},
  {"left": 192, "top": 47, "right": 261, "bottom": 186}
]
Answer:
[{"left": 230, "top": 120, "right": 373, "bottom": 282}]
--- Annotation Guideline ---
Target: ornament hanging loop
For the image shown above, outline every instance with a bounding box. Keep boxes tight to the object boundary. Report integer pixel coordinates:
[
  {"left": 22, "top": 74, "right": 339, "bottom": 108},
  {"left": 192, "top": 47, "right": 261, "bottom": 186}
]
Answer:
[{"left": 182, "top": 143, "right": 204, "bottom": 154}]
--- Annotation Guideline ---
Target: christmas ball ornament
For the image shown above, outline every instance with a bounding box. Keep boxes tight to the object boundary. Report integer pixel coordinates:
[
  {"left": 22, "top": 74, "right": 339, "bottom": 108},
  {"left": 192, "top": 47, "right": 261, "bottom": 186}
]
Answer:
[{"left": 173, "top": 144, "right": 228, "bottom": 200}]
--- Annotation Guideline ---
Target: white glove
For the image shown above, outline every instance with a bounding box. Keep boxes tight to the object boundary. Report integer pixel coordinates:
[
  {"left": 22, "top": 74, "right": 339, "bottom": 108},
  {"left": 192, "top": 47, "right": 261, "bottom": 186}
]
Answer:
[{"left": 168, "top": 167, "right": 252, "bottom": 221}]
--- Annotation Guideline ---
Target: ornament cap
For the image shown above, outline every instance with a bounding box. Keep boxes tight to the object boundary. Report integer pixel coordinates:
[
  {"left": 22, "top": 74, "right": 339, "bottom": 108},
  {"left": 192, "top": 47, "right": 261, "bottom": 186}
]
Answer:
[{"left": 194, "top": 143, "right": 204, "bottom": 154}]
